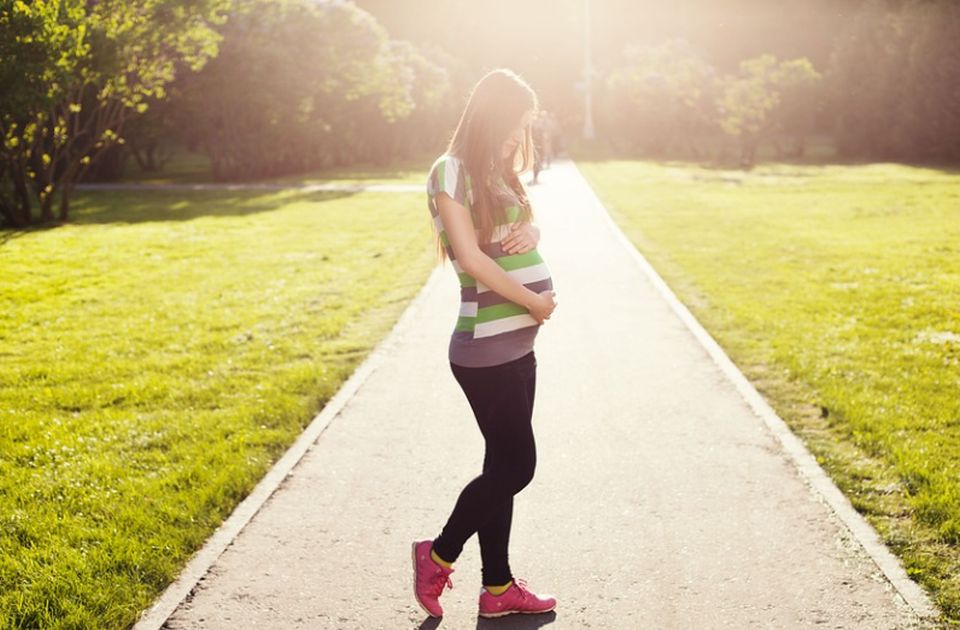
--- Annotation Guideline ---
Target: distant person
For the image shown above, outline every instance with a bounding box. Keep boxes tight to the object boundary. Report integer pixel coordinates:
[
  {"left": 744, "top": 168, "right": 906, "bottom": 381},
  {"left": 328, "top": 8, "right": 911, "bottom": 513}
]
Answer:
[
  {"left": 547, "top": 111, "right": 565, "bottom": 157},
  {"left": 541, "top": 110, "right": 558, "bottom": 168},
  {"left": 414, "top": 68, "right": 559, "bottom": 620},
  {"left": 530, "top": 111, "right": 551, "bottom": 184}
]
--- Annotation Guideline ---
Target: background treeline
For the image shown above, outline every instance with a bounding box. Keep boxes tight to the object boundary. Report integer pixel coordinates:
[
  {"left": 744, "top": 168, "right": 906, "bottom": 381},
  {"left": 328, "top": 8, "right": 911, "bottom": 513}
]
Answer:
[
  {"left": 1, "top": 0, "right": 231, "bottom": 227},
  {"left": 599, "top": 43, "right": 824, "bottom": 166},
  {"left": 0, "top": 0, "right": 468, "bottom": 226},
  {"left": 2, "top": 0, "right": 959, "bottom": 227},
  {"left": 597, "top": 0, "right": 960, "bottom": 164},
  {"left": 123, "top": 1, "right": 467, "bottom": 182}
]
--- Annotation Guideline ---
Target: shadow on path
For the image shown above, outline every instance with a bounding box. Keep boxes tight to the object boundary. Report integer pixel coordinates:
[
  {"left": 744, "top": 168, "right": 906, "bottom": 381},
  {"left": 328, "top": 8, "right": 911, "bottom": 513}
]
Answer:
[
  {"left": 476, "top": 611, "right": 557, "bottom": 629},
  {"left": 413, "top": 611, "right": 557, "bottom": 630}
]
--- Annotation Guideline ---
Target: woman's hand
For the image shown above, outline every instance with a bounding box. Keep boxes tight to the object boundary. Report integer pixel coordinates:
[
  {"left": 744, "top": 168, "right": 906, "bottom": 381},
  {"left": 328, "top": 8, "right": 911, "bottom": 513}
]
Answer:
[
  {"left": 526, "top": 290, "right": 557, "bottom": 324},
  {"left": 501, "top": 221, "right": 540, "bottom": 255}
]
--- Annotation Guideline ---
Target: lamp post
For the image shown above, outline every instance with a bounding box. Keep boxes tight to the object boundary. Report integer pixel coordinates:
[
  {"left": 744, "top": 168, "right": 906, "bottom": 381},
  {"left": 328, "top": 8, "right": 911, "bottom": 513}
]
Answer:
[{"left": 583, "top": 0, "right": 595, "bottom": 140}]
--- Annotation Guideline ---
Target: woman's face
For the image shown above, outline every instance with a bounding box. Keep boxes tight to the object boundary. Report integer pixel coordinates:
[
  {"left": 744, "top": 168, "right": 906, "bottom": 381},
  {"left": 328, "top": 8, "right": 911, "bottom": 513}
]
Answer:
[{"left": 501, "top": 109, "right": 534, "bottom": 159}]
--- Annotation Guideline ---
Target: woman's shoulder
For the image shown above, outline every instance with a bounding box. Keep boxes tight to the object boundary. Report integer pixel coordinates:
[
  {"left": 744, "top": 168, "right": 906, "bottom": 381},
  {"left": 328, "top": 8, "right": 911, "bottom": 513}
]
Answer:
[
  {"left": 427, "top": 153, "right": 469, "bottom": 197},
  {"left": 429, "top": 153, "right": 464, "bottom": 174},
  {"left": 427, "top": 153, "right": 476, "bottom": 209}
]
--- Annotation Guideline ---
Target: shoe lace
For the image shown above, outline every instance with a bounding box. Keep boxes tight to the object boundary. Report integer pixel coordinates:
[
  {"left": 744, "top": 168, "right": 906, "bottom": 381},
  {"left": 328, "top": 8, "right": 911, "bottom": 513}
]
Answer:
[
  {"left": 430, "top": 569, "right": 454, "bottom": 597},
  {"left": 514, "top": 578, "right": 529, "bottom": 601}
]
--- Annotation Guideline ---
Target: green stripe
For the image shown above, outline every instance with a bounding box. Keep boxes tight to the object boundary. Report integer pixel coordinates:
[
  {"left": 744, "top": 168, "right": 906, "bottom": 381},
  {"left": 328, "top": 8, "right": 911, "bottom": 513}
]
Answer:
[
  {"left": 505, "top": 205, "right": 520, "bottom": 222},
  {"left": 457, "top": 271, "right": 476, "bottom": 287},
  {"left": 454, "top": 251, "right": 543, "bottom": 289},
  {"left": 440, "top": 231, "right": 449, "bottom": 247},
  {"left": 496, "top": 250, "right": 543, "bottom": 271},
  {"left": 455, "top": 316, "right": 475, "bottom": 332},
  {"left": 476, "top": 302, "right": 528, "bottom": 323}
]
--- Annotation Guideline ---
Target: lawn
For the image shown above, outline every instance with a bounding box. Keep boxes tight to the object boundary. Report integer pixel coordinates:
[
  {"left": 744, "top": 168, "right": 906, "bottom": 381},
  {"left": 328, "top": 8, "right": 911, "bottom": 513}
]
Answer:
[
  {"left": 577, "top": 159, "right": 960, "bottom": 622},
  {"left": 0, "top": 184, "right": 435, "bottom": 628}
]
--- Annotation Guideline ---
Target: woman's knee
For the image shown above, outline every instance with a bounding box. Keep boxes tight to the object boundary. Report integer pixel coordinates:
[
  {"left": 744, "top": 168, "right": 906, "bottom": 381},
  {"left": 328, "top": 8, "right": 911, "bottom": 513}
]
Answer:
[
  {"left": 508, "top": 456, "right": 537, "bottom": 494},
  {"left": 485, "top": 454, "right": 536, "bottom": 495}
]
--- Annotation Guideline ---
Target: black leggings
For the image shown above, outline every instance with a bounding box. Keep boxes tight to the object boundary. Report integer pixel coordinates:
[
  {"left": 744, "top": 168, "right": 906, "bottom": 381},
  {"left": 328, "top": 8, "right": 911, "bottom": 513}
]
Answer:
[{"left": 432, "top": 350, "right": 538, "bottom": 586}]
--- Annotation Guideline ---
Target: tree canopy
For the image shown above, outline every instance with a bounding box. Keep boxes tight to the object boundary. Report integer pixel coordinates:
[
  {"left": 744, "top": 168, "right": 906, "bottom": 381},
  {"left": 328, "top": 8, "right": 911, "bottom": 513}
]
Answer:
[
  {"left": 0, "top": 0, "right": 229, "bottom": 226},
  {"left": 2, "top": 0, "right": 959, "bottom": 227},
  {"left": 171, "top": 0, "right": 456, "bottom": 180}
]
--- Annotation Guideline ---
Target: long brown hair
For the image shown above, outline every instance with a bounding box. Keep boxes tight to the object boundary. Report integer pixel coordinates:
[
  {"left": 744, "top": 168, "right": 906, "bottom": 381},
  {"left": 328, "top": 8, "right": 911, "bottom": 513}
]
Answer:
[{"left": 435, "top": 68, "right": 539, "bottom": 263}]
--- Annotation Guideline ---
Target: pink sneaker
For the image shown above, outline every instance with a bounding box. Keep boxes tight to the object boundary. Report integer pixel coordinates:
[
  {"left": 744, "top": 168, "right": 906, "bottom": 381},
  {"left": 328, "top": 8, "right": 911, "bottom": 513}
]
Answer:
[
  {"left": 478, "top": 578, "right": 557, "bottom": 618},
  {"left": 411, "top": 540, "right": 454, "bottom": 617}
]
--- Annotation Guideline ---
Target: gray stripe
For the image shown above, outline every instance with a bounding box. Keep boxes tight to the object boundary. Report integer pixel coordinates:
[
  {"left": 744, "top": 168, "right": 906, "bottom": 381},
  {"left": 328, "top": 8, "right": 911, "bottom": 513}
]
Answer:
[
  {"left": 479, "top": 240, "right": 509, "bottom": 259},
  {"left": 449, "top": 325, "right": 540, "bottom": 368}
]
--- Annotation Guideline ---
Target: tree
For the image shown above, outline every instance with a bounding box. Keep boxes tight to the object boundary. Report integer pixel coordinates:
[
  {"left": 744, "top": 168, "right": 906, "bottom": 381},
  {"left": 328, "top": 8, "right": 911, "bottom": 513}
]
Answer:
[
  {"left": 603, "top": 39, "right": 717, "bottom": 156},
  {"left": 828, "top": 0, "right": 960, "bottom": 161},
  {"left": 124, "top": 97, "right": 179, "bottom": 174},
  {"left": 717, "top": 54, "right": 821, "bottom": 167},
  {"left": 717, "top": 55, "right": 781, "bottom": 167},
  {"left": 339, "top": 39, "right": 458, "bottom": 166},
  {"left": 771, "top": 58, "right": 822, "bottom": 157},
  {"left": 0, "top": 0, "right": 229, "bottom": 227},
  {"left": 173, "top": 0, "right": 441, "bottom": 180},
  {"left": 827, "top": 0, "right": 904, "bottom": 159},
  {"left": 0, "top": 0, "right": 87, "bottom": 226},
  {"left": 890, "top": 0, "right": 960, "bottom": 160}
]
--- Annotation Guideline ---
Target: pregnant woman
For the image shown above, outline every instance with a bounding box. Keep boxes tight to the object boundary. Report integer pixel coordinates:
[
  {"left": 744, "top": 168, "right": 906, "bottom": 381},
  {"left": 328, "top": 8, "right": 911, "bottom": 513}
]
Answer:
[{"left": 412, "top": 68, "right": 559, "bottom": 620}]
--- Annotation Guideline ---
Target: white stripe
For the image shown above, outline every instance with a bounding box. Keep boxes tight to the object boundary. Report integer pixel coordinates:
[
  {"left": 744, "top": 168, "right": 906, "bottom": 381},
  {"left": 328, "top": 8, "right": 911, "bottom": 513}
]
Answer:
[
  {"left": 452, "top": 259, "right": 464, "bottom": 274},
  {"left": 475, "top": 262, "right": 551, "bottom": 294},
  {"left": 489, "top": 224, "right": 512, "bottom": 243},
  {"left": 459, "top": 302, "right": 478, "bottom": 317},
  {"left": 433, "top": 214, "right": 445, "bottom": 233},
  {"left": 473, "top": 314, "right": 538, "bottom": 338},
  {"left": 443, "top": 158, "right": 460, "bottom": 200}
]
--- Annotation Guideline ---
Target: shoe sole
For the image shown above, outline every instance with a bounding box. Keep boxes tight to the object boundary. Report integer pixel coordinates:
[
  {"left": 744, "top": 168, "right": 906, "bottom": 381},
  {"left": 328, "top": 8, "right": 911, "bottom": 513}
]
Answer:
[
  {"left": 478, "top": 604, "right": 557, "bottom": 619},
  {"left": 411, "top": 541, "right": 442, "bottom": 618}
]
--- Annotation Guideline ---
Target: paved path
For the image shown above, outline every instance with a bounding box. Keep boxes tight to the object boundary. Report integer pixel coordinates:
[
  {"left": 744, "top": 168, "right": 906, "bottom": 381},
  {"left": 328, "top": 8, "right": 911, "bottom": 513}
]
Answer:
[{"left": 155, "top": 161, "right": 931, "bottom": 629}]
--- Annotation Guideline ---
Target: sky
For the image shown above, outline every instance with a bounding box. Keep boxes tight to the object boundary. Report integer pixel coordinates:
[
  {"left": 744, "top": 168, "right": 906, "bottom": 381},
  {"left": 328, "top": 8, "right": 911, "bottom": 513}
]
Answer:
[{"left": 355, "top": 0, "right": 860, "bottom": 117}]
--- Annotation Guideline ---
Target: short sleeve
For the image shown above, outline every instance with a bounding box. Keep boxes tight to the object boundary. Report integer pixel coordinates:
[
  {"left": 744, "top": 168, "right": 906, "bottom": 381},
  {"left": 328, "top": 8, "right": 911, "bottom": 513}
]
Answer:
[{"left": 426, "top": 155, "right": 470, "bottom": 209}]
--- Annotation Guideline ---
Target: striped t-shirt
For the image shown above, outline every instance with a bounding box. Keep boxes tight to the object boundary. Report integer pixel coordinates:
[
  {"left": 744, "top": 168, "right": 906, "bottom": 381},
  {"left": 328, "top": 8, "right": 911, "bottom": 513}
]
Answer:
[{"left": 426, "top": 153, "right": 554, "bottom": 368}]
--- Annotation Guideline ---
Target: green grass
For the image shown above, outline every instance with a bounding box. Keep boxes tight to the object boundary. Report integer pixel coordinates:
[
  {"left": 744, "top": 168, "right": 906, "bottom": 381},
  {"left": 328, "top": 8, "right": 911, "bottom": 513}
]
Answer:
[
  {"left": 577, "top": 158, "right": 960, "bottom": 624},
  {"left": 0, "top": 184, "right": 435, "bottom": 628}
]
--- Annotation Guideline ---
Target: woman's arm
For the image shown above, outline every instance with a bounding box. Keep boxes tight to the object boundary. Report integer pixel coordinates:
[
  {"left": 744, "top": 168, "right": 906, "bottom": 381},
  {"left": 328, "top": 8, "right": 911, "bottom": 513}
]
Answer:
[{"left": 437, "top": 192, "right": 556, "bottom": 323}]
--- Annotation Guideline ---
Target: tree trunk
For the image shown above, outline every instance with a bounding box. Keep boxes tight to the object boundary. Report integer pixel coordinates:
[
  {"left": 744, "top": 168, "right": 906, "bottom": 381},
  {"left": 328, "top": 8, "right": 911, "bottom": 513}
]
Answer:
[
  {"left": 59, "top": 168, "right": 78, "bottom": 222},
  {"left": 12, "top": 163, "right": 32, "bottom": 219},
  {"left": 58, "top": 183, "right": 74, "bottom": 221},
  {"left": 794, "top": 134, "right": 807, "bottom": 157},
  {"left": 40, "top": 192, "right": 55, "bottom": 223},
  {"left": 131, "top": 138, "right": 150, "bottom": 171},
  {"left": 740, "top": 134, "right": 757, "bottom": 169},
  {"left": 1, "top": 203, "right": 18, "bottom": 228},
  {"left": 29, "top": 150, "right": 55, "bottom": 223},
  {"left": 0, "top": 197, "right": 30, "bottom": 227}
]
